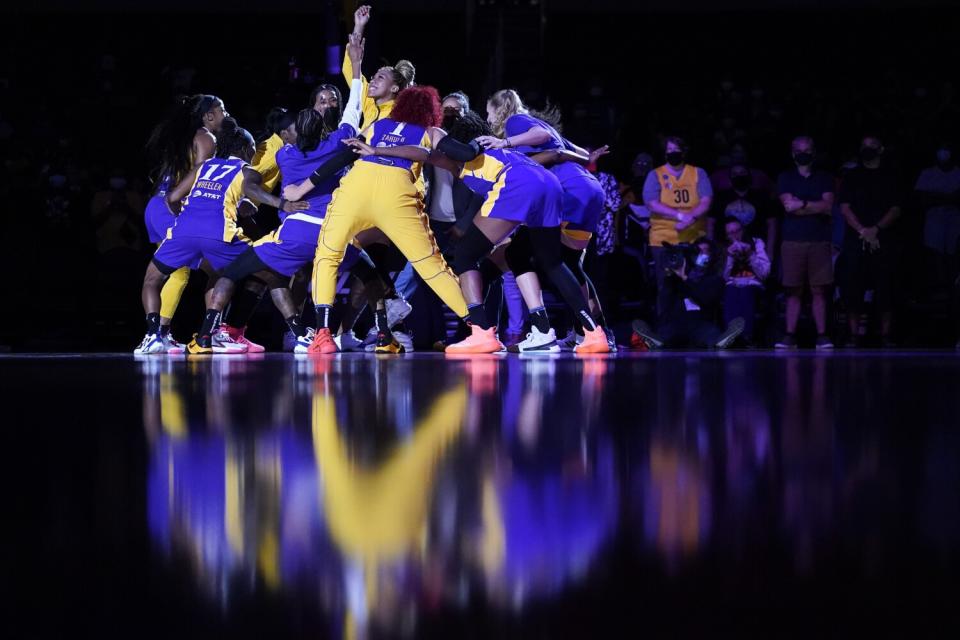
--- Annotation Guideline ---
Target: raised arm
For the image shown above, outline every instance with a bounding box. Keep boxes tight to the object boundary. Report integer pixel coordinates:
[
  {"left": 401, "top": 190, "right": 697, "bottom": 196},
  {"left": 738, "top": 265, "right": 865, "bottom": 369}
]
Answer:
[
  {"left": 342, "top": 5, "right": 370, "bottom": 83},
  {"left": 339, "top": 34, "right": 365, "bottom": 131}
]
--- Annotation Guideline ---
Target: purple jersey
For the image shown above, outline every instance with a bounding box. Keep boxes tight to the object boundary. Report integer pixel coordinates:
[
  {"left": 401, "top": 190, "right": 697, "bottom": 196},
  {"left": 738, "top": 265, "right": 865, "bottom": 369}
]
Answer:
[
  {"left": 169, "top": 156, "right": 247, "bottom": 242},
  {"left": 361, "top": 118, "right": 431, "bottom": 172},
  {"left": 504, "top": 113, "right": 593, "bottom": 184},
  {"left": 276, "top": 123, "right": 357, "bottom": 222},
  {"left": 459, "top": 148, "right": 539, "bottom": 196}
]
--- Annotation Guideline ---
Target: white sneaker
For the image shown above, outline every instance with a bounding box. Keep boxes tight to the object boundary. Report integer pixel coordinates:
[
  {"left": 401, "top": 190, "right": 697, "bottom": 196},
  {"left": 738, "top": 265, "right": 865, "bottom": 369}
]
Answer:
[
  {"left": 393, "top": 330, "right": 414, "bottom": 353},
  {"left": 162, "top": 332, "right": 185, "bottom": 354},
  {"left": 294, "top": 328, "right": 316, "bottom": 354},
  {"left": 134, "top": 333, "right": 166, "bottom": 355},
  {"left": 386, "top": 298, "right": 413, "bottom": 329},
  {"left": 557, "top": 329, "right": 583, "bottom": 352},
  {"left": 508, "top": 326, "right": 560, "bottom": 353},
  {"left": 211, "top": 329, "right": 249, "bottom": 354},
  {"left": 334, "top": 330, "right": 365, "bottom": 352}
]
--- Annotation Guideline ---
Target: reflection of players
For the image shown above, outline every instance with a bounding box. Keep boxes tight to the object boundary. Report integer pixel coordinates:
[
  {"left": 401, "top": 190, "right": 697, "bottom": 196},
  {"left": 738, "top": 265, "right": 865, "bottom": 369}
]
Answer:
[
  {"left": 143, "top": 359, "right": 288, "bottom": 599},
  {"left": 311, "top": 370, "right": 468, "bottom": 635},
  {"left": 637, "top": 363, "right": 714, "bottom": 571},
  {"left": 462, "top": 358, "right": 617, "bottom": 607}
]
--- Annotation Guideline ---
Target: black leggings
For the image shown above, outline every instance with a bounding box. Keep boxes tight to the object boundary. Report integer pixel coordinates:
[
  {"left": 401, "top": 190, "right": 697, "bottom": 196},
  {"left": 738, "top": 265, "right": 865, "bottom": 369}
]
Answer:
[
  {"left": 561, "top": 245, "right": 588, "bottom": 286},
  {"left": 504, "top": 226, "right": 595, "bottom": 325}
]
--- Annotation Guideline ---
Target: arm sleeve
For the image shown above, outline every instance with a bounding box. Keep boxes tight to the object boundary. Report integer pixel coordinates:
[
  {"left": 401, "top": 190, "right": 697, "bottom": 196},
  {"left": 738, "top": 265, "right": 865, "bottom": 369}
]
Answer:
[
  {"left": 309, "top": 145, "right": 360, "bottom": 186},
  {"left": 749, "top": 239, "right": 771, "bottom": 280},
  {"left": 339, "top": 79, "right": 363, "bottom": 132},
  {"left": 642, "top": 170, "right": 661, "bottom": 204},
  {"left": 436, "top": 136, "right": 482, "bottom": 163},
  {"left": 697, "top": 168, "right": 713, "bottom": 198}
]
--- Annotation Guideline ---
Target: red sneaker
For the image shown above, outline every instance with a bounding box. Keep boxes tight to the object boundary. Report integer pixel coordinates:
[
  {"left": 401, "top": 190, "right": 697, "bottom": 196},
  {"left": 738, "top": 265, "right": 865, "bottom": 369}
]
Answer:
[
  {"left": 445, "top": 325, "right": 504, "bottom": 354},
  {"left": 221, "top": 324, "right": 265, "bottom": 353},
  {"left": 630, "top": 331, "right": 649, "bottom": 351},
  {"left": 307, "top": 328, "right": 338, "bottom": 354},
  {"left": 574, "top": 325, "right": 612, "bottom": 354}
]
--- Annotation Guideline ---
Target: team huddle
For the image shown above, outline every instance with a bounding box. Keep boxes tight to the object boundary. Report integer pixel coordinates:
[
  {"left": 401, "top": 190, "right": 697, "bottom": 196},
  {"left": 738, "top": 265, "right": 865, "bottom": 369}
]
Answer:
[{"left": 135, "top": 6, "right": 613, "bottom": 356}]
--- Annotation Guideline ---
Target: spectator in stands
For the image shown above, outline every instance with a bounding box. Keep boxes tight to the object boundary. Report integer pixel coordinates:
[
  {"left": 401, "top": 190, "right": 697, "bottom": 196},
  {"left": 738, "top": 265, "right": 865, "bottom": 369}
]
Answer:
[
  {"left": 643, "top": 137, "right": 713, "bottom": 313},
  {"left": 632, "top": 238, "right": 744, "bottom": 349},
  {"left": 711, "top": 162, "right": 777, "bottom": 260},
  {"left": 915, "top": 142, "right": 960, "bottom": 282},
  {"left": 710, "top": 144, "right": 774, "bottom": 196},
  {"left": 839, "top": 135, "right": 903, "bottom": 347},
  {"left": 722, "top": 216, "right": 771, "bottom": 346},
  {"left": 776, "top": 136, "right": 835, "bottom": 350}
]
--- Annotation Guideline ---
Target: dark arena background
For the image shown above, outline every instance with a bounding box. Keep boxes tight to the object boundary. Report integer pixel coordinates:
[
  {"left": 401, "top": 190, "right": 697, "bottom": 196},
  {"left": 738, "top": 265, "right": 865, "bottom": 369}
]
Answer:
[{"left": 3, "top": 1, "right": 960, "bottom": 638}]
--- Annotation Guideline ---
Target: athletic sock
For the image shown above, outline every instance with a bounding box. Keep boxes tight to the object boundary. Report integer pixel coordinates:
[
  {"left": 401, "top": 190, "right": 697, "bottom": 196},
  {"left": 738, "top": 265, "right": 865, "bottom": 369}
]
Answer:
[
  {"left": 529, "top": 306, "right": 550, "bottom": 334},
  {"left": 146, "top": 312, "right": 161, "bottom": 335},
  {"left": 315, "top": 304, "right": 333, "bottom": 330},
  {"left": 199, "top": 309, "right": 221, "bottom": 340},
  {"left": 577, "top": 309, "right": 598, "bottom": 332},
  {"left": 374, "top": 307, "right": 393, "bottom": 337},
  {"left": 467, "top": 303, "right": 490, "bottom": 330},
  {"left": 159, "top": 324, "right": 170, "bottom": 337},
  {"left": 285, "top": 315, "right": 307, "bottom": 338}
]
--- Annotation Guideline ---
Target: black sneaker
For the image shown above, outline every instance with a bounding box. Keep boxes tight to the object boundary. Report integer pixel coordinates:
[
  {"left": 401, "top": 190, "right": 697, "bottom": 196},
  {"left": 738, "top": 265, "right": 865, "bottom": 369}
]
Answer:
[
  {"left": 715, "top": 317, "right": 745, "bottom": 349},
  {"left": 631, "top": 319, "right": 664, "bottom": 350},
  {"left": 774, "top": 334, "right": 798, "bottom": 349},
  {"left": 374, "top": 331, "right": 405, "bottom": 354},
  {"left": 815, "top": 335, "right": 834, "bottom": 350}
]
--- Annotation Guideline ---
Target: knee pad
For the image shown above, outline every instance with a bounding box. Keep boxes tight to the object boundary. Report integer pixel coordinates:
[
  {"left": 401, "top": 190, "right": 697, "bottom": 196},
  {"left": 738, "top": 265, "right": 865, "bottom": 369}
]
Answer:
[
  {"left": 223, "top": 248, "right": 268, "bottom": 283},
  {"left": 451, "top": 225, "right": 494, "bottom": 276}
]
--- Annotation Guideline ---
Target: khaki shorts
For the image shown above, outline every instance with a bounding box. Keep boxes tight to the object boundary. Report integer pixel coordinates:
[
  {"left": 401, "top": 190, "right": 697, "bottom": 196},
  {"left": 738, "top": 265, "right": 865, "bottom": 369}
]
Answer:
[{"left": 781, "top": 241, "right": 833, "bottom": 288}]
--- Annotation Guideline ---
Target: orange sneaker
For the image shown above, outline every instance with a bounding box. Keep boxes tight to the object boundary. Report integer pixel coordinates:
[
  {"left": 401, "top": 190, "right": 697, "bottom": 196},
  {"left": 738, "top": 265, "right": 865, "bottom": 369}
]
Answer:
[
  {"left": 445, "top": 325, "right": 504, "bottom": 354},
  {"left": 574, "top": 325, "right": 612, "bottom": 354},
  {"left": 307, "top": 328, "right": 338, "bottom": 354}
]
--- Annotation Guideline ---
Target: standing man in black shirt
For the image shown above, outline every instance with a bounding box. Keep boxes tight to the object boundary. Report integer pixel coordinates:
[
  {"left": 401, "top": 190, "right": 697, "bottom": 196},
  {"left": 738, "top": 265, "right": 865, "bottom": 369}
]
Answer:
[
  {"left": 838, "top": 136, "right": 902, "bottom": 347},
  {"left": 776, "top": 136, "right": 836, "bottom": 349}
]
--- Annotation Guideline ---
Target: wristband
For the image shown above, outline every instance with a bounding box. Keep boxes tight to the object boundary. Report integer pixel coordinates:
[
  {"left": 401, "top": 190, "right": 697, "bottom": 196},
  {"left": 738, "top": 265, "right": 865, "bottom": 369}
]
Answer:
[{"left": 279, "top": 197, "right": 287, "bottom": 210}]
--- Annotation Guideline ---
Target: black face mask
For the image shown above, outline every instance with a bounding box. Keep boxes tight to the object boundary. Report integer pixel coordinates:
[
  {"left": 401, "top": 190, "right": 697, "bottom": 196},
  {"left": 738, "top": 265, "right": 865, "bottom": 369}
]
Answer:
[
  {"left": 731, "top": 175, "right": 751, "bottom": 191},
  {"left": 793, "top": 152, "right": 814, "bottom": 166},
  {"left": 859, "top": 147, "right": 880, "bottom": 163},
  {"left": 441, "top": 114, "right": 460, "bottom": 131},
  {"left": 665, "top": 151, "right": 684, "bottom": 166},
  {"left": 321, "top": 106, "right": 341, "bottom": 132}
]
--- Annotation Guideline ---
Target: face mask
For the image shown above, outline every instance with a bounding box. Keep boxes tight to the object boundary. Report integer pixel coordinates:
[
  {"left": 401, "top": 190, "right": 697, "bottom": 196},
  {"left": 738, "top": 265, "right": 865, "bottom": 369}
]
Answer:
[
  {"left": 793, "top": 152, "right": 814, "bottom": 166},
  {"left": 665, "top": 151, "right": 684, "bottom": 166},
  {"left": 936, "top": 149, "right": 952, "bottom": 166},
  {"left": 695, "top": 253, "right": 710, "bottom": 268},
  {"left": 441, "top": 114, "right": 460, "bottom": 131},
  {"left": 109, "top": 177, "right": 127, "bottom": 190},
  {"left": 731, "top": 175, "right": 751, "bottom": 191},
  {"left": 860, "top": 147, "right": 880, "bottom": 163},
  {"left": 321, "top": 106, "right": 341, "bottom": 132}
]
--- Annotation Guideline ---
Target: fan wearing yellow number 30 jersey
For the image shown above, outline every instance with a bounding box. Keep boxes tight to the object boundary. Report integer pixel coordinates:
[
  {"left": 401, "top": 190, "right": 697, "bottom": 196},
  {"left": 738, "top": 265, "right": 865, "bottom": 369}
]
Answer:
[{"left": 644, "top": 137, "right": 714, "bottom": 246}]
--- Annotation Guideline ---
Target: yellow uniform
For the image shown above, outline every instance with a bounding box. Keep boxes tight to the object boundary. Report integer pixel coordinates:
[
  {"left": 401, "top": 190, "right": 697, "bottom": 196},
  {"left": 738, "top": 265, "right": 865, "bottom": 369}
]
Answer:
[
  {"left": 251, "top": 133, "right": 284, "bottom": 195},
  {"left": 313, "top": 383, "right": 467, "bottom": 612},
  {"left": 342, "top": 53, "right": 393, "bottom": 135},
  {"left": 312, "top": 119, "right": 468, "bottom": 318},
  {"left": 649, "top": 164, "right": 706, "bottom": 246}
]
